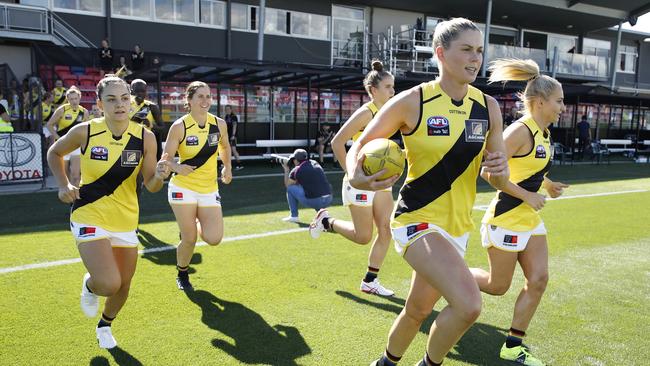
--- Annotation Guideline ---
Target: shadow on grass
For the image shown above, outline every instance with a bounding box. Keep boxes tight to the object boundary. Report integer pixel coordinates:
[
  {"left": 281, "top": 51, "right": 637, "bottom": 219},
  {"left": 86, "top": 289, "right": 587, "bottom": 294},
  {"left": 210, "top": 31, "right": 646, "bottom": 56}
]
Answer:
[
  {"left": 185, "top": 289, "right": 311, "bottom": 366},
  {"left": 335, "top": 290, "right": 506, "bottom": 365},
  {"left": 138, "top": 229, "right": 202, "bottom": 273},
  {"left": 88, "top": 346, "right": 143, "bottom": 366}
]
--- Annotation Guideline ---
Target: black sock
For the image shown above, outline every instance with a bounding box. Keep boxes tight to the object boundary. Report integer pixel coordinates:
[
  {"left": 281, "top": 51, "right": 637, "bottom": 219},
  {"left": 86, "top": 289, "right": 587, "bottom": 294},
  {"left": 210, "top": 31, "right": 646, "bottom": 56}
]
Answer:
[
  {"left": 322, "top": 217, "right": 331, "bottom": 231},
  {"left": 363, "top": 266, "right": 380, "bottom": 283},
  {"left": 380, "top": 349, "right": 401, "bottom": 366},
  {"left": 420, "top": 352, "right": 442, "bottom": 366},
  {"left": 97, "top": 313, "right": 114, "bottom": 328},
  {"left": 177, "top": 265, "right": 189, "bottom": 278},
  {"left": 506, "top": 335, "right": 523, "bottom": 348}
]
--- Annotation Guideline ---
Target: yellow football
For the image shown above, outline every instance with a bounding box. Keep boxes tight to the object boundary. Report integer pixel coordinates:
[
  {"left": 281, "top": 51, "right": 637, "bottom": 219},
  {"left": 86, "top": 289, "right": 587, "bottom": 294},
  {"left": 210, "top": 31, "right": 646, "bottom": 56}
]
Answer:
[{"left": 360, "top": 138, "right": 406, "bottom": 180}]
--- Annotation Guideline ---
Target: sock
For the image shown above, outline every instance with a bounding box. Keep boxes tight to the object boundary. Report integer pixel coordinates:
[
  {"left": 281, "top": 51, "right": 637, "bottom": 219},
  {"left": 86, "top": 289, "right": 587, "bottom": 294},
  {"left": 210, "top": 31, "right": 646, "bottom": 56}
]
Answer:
[
  {"left": 419, "top": 352, "right": 442, "bottom": 366},
  {"left": 97, "top": 313, "right": 114, "bottom": 328},
  {"left": 506, "top": 328, "right": 525, "bottom": 348},
  {"left": 380, "top": 349, "right": 401, "bottom": 366},
  {"left": 363, "top": 266, "right": 380, "bottom": 283},
  {"left": 177, "top": 265, "right": 189, "bottom": 278},
  {"left": 322, "top": 217, "right": 334, "bottom": 232}
]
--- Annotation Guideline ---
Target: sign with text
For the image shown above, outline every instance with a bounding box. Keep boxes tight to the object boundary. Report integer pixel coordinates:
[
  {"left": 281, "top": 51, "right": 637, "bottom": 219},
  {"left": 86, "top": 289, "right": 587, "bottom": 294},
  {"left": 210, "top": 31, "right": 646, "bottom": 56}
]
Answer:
[{"left": 0, "top": 133, "right": 44, "bottom": 183}]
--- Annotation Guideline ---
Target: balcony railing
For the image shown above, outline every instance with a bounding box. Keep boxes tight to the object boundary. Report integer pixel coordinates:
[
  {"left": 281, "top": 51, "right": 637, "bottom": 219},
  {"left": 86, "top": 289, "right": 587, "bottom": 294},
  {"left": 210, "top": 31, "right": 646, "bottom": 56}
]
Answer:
[
  {"left": 487, "top": 44, "right": 548, "bottom": 72},
  {"left": 0, "top": 3, "right": 49, "bottom": 34}
]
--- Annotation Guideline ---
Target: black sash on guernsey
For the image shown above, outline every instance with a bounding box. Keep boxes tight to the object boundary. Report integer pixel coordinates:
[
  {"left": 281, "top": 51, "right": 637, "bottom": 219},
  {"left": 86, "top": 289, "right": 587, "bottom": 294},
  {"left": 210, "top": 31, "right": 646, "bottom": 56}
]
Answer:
[
  {"left": 58, "top": 110, "right": 85, "bottom": 136},
  {"left": 493, "top": 158, "right": 552, "bottom": 217},
  {"left": 395, "top": 96, "right": 489, "bottom": 218},
  {"left": 180, "top": 121, "right": 220, "bottom": 169},
  {"left": 71, "top": 130, "right": 144, "bottom": 213}
]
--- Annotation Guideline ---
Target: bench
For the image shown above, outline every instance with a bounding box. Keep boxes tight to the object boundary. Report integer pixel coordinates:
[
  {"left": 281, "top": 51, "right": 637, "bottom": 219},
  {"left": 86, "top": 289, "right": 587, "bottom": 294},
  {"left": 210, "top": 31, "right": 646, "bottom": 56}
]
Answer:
[
  {"left": 635, "top": 140, "right": 650, "bottom": 163},
  {"left": 599, "top": 139, "right": 635, "bottom": 155}
]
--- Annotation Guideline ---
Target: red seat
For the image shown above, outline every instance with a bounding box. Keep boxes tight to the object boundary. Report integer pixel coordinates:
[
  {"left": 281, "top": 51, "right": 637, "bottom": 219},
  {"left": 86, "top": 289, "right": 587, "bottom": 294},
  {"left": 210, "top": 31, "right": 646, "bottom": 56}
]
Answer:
[
  {"left": 54, "top": 65, "right": 70, "bottom": 73},
  {"left": 85, "top": 67, "right": 100, "bottom": 75},
  {"left": 79, "top": 79, "right": 95, "bottom": 87},
  {"left": 63, "top": 77, "right": 78, "bottom": 87}
]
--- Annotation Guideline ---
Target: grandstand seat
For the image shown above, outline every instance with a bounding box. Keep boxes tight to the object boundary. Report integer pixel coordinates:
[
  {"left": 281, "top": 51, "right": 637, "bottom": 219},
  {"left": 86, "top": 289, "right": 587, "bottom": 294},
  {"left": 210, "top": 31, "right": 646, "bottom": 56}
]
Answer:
[
  {"left": 85, "top": 67, "right": 100, "bottom": 75},
  {"left": 63, "top": 77, "right": 78, "bottom": 87},
  {"left": 54, "top": 65, "right": 70, "bottom": 73},
  {"left": 70, "top": 66, "right": 86, "bottom": 75},
  {"left": 79, "top": 79, "right": 95, "bottom": 87},
  {"left": 553, "top": 142, "right": 573, "bottom": 165}
]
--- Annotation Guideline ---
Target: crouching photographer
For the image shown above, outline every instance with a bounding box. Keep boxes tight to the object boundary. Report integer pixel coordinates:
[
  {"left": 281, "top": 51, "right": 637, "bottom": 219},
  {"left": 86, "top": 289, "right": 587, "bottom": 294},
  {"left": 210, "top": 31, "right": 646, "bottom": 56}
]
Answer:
[{"left": 279, "top": 149, "right": 332, "bottom": 222}]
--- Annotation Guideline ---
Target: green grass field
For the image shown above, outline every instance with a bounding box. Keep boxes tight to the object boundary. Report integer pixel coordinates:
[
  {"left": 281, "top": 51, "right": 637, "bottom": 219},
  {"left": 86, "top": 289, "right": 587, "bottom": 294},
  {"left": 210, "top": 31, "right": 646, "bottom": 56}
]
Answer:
[{"left": 1, "top": 163, "right": 649, "bottom": 365}]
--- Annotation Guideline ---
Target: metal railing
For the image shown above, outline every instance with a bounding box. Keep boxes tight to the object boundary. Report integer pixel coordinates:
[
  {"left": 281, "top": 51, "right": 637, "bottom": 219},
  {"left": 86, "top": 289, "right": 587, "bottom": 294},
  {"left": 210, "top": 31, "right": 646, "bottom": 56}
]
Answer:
[{"left": 0, "top": 3, "right": 93, "bottom": 48}]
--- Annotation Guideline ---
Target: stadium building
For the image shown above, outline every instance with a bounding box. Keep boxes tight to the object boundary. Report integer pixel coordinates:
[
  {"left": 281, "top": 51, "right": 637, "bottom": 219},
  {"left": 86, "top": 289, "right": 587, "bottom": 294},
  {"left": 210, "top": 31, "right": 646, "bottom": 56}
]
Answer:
[{"left": 1, "top": 0, "right": 649, "bottom": 159}]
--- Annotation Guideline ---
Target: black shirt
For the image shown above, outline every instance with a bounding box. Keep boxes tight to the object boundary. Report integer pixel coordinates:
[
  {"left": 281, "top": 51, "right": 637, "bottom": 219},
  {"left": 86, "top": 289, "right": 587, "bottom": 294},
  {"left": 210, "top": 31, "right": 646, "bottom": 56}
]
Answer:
[
  {"left": 131, "top": 51, "right": 145, "bottom": 71},
  {"left": 99, "top": 47, "right": 113, "bottom": 70},
  {"left": 225, "top": 113, "right": 237, "bottom": 138},
  {"left": 289, "top": 160, "right": 332, "bottom": 198}
]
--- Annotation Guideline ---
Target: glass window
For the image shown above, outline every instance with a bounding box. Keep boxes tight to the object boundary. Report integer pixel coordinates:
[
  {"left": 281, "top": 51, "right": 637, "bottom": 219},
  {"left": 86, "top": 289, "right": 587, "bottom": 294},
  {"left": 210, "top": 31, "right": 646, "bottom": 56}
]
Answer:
[
  {"left": 332, "top": 5, "right": 364, "bottom": 66},
  {"left": 114, "top": 0, "right": 151, "bottom": 17},
  {"left": 617, "top": 45, "right": 637, "bottom": 73},
  {"left": 200, "top": 0, "right": 225, "bottom": 27},
  {"left": 273, "top": 88, "right": 294, "bottom": 123},
  {"left": 231, "top": 2, "right": 247, "bottom": 29},
  {"left": 155, "top": 0, "right": 173, "bottom": 20},
  {"left": 291, "top": 12, "right": 329, "bottom": 40},
  {"left": 175, "top": 0, "right": 194, "bottom": 22},
  {"left": 219, "top": 86, "right": 245, "bottom": 119},
  {"left": 53, "top": 0, "right": 103, "bottom": 14},
  {"left": 332, "top": 5, "right": 363, "bottom": 20},
  {"left": 265, "top": 8, "right": 287, "bottom": 34},
  {"left": 246, "top": 86, "right": 270, "bottom": 122}
]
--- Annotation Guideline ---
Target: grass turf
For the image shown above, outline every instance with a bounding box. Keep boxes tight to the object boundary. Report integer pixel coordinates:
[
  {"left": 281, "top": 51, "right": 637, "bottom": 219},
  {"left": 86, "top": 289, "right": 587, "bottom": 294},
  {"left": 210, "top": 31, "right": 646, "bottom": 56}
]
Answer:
[{"left": 0, "top": 163, "right": 649, "bottom": 365}]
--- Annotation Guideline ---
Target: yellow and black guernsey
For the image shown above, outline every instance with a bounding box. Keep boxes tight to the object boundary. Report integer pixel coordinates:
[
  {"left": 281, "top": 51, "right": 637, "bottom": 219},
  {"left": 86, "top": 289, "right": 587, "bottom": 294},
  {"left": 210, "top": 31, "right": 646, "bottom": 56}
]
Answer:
[
  {"left": 71, "top": 118, "right": 144, "bottom": 232},
  {"left": 352, "top": 101, "right": 379, "bottom": 142},
  {"left": 57, "top": 103, "right": 87, "bottom": 136},
  {"left": 53, "top": 86, "right": 66, "bottom": 106},
  {"left": 393, "top": 81, "right": 490, "bottom": 237},
  {"left": 129, "top": 97, "right": 155, "bottom": 129},
  {"left": 41, "top": 102, "right": 53, "bottom": 124},
  {"left": 170, "top": 113, "right": 221, "bottom": 194},
  {"left": 483, "top": 116, "right": 552, "bottom": 231}
]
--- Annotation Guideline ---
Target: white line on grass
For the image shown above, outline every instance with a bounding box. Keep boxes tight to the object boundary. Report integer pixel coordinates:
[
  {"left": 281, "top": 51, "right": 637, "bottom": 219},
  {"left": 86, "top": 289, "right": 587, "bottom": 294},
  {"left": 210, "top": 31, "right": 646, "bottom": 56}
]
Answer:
[
  {"left": 0, "top": 227, "right": 307, "bottom": 275},
  {"left": 472, "top": 189, "right": 648, "bottom": 211},
  {"left": 2, "top": 188, "right": 647, "bottom": 275}
]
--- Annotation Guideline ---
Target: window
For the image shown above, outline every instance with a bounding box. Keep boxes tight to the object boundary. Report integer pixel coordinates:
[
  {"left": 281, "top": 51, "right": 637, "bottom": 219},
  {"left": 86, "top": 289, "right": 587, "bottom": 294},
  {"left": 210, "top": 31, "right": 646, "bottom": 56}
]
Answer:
[
  {"left": 231, "top": 2, "right": 256, "bottom": 31},
  {"left": 265, "top": 8, "right": 288, "bottom": 35},
  {"left": 583, "top": 38, "right": 610, "bottom": 58},
  {"left": 617, "top": 45, "right": 637, "bottom": 73},
  {"left": 332, "top": 5, "right": 364, "bottom": 66},
  {"left": 53, "top": 0, "right": 103, "bottom": 14},
  {"left": 291, "top": 11, "right": 329, "bottom": 40},
  {"left": 155, "top": 0, "right": 194, "bottom": 23},
  {"left": 200, "top": 0, "right": 225, "bottom": 27},
  {"left": 113, "top": 0, "right": 151, "bottom": 18}
]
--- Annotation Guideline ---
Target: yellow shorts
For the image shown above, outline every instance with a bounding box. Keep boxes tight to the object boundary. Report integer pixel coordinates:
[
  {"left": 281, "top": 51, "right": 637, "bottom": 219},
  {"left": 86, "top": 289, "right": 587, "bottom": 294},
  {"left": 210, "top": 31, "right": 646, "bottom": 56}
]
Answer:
[{"left": 391, "top": 222, "right": 469, "bottom": 258}]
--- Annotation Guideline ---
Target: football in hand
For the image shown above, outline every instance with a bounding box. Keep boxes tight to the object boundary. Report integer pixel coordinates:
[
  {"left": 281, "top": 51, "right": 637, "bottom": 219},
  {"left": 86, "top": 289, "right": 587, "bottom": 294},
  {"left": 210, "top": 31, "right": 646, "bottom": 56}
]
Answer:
[{"left": 360, "top": 138, "right": 405, "bottom": 181}]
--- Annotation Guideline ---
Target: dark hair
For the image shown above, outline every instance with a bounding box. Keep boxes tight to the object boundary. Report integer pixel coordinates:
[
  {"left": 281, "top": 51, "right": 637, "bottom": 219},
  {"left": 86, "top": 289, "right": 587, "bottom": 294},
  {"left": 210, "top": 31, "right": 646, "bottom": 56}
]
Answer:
[
  {"left": 96, "top": 74, "right": 130, "bottom": 100},
  {"left": 363, "top": 60, "right": 392, "bottom": 97},
  {"left": 185, "top": 81, "right": 210, "bottom": 111}
]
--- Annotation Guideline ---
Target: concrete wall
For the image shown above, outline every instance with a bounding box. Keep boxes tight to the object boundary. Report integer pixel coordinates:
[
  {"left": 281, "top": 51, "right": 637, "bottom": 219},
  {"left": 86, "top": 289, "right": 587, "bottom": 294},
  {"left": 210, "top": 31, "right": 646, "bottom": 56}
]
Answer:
[
  {"left": 0, "top": 44, "right": 32, "bottom": 80},
  {"left": 371, "top": 7, "right": 423, "bottom": 36}
]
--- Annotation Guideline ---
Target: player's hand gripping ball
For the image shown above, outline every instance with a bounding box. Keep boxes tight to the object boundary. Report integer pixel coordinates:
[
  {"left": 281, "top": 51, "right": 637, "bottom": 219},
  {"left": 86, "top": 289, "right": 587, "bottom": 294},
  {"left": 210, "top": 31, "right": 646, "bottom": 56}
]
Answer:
[{"left": 360, "top": 138, "right": 405, "bottom": 181}]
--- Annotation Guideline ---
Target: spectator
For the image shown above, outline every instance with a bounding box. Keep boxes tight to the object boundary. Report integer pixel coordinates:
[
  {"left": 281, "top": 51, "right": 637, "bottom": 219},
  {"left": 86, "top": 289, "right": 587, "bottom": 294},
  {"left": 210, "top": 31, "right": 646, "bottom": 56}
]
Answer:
[
  {"left": 52, "top": 79, "right": 67, "bottom": 107},
  {"left": 91, "top": 104, "right": 102, "bottom": 118},
  {"left": 0, "top": 91, "right": 12, "bottom": 132},
  {"left": 131, "top": 44, "right": 145, "bottom": 71},
  {"left": 224, "top": 105, "right": 243, "bottom": 170},
  {"left": 316, "top": 124, "right": 336, "bottom": 166},
  {"left": 116, "top": 56, "right": 132, "bottom": 78},
  {"left": 504, "top": 108, "right": 518, "bottom": 127},
  {"left": 577, "top": 114, "right": 591, "bottom": 159},
  {"left": 98, "top": 39, "right": 113, "bottom": 76},
  {"left": 281, "top": 149, "right": 332, "bottom": 222}
]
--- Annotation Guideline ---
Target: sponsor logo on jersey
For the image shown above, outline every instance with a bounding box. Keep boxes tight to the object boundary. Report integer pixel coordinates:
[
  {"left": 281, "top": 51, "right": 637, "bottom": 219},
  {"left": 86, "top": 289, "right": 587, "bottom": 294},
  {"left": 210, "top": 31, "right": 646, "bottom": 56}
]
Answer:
[
  {"left": 427, "top": 116, "right": 450, "bottom": 136},
  {"left": 535, "top": 144, "right": 546, "bottom": 159},
  {"left": 503, "top": 234, "right": 518, "bottom": 246},
  {"left": 186, "top": 135, "right": 199, "bottom": 146},
  {"left": 64, "top": 113, "right": 73, "bottom": 120},
  {"left": 355, "top": 193, "right": 368, "bottom": 202},
  {"left": 406, "top": 223, "right": 430, "bottom": 240},
  {"left": 449, "top": 109, "right": 467, "bottom": 115},
  {"left": 208, "top": 133, "right": 220, "bottom": 146},
  {"left": 90, "top": 146, "right": 108, "bottom": 161},
  {"left": 121, "top": 150, "right": 142, "bottom": 167},
  {"left": 79, "top": 226, "right": 96, "bottom": 237},
  {"left": 464, "top": 119, "right": 488, "bottom": 142},
  {"left": 171, "top": 192, "right": 183, "bottom": 200}
]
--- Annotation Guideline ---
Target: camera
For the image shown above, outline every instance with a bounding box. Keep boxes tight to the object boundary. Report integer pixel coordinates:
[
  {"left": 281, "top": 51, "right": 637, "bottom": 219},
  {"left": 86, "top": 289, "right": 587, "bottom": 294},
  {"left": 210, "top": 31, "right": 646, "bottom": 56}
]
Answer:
[{"left": 271, "top": 154, "right": 291, "bottom": 165}]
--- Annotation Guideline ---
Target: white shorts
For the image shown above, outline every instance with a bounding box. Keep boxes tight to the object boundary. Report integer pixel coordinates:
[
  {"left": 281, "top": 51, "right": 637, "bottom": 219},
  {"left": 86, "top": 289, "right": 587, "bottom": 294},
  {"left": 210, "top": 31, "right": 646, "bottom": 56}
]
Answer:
[
  {"left": 70, "top": 221, "right": 139, "bottom": 248},
  {"left": 168, "top": 182, "right": 221, "bottom": 207},
  {"left": 341, "top": 177, "right": 390, "bottom": 207},
  {"left": 392, "top": 223, "right": 470, "bottom": 258},
  {"left": 64, "top": 148, "right": 81, "bottom": 161},
  {"left": 43, "top": 126, "right": 52, "bottom": 138},
  {"left": 480, "top": 222, "right": 547, "bottom": 252}
]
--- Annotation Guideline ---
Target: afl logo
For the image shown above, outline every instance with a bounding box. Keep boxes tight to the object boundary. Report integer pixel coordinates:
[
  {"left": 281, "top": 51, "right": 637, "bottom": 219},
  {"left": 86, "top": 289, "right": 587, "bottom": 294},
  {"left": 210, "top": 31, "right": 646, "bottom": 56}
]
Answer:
[
  {"left": 90, "top": 146, "right": 109, "bottom": 161},
  {"left": 427, "top": 116, "right": 450, "bottom": 136},
  {"left": 535, "top": 144, "right": 546, "bottom": 159},
  {"left": 427, "top": 116, "right": 449, "bottom": 128},
  {"left": 186, "top": 135, "right": 199, "bottom": 146}
]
